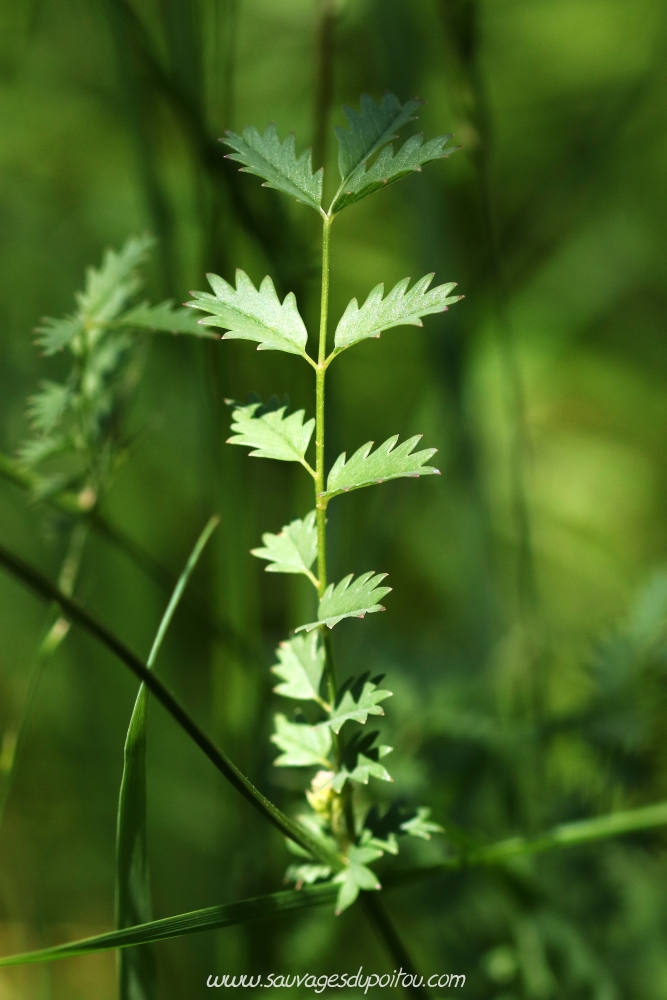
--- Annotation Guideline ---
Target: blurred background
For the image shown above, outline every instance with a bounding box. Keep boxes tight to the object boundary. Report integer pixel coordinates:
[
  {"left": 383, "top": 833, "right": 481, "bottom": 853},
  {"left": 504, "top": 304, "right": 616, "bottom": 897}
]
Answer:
[{"left": 1, "top": 0, "right": 667, "bottom": 996}]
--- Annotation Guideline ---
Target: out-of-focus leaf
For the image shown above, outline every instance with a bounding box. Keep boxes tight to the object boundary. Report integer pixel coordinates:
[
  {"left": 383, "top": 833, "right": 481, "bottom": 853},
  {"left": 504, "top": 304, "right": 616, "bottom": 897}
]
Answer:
[
  {"left": 399, "top": 807, "right": 444, "bottom": 840},
  {"left": 285, "top": 863, "right": 332, "bottom": 887},
  {"left": 35, "top": 315, "right": 84, "bottom": 356},
  {"left": 17, "top": 435, "right": 69, "bottom": 468},
  {"left": 271, "top": 633, "right": 326, "bottom": 703},
  {"left": 333, "top": 845, "right": 382, "bottom": 914},
  {"left": 322, "top": 435, "right": 439, "bottom": 498},
  {"left": 186, "top": 270, "right": 310, "bottom": 357},
  {"left": 26, "top": 382, "right": 71, "bottom": 434},
  {"left": 77, "top": 235, "right": 155, "bottom": 326},
  {"left": 296, "top": 572, "right": 391, "bottom": 632},
  {"left": 227, "top": 402, "right": 315, "bottom": 470},
  {"left": 333, "top": 93, "right": 421, "bottom": 198},
  {"left": 332, "top": 132, "right": 459, "bottom": 212},
  {"left": 222, "top": 123, "right": 323, "bottom": 211},
  {"left": 333, "top": 273, "right": 461, "bottom": 354},
  {"left": 117, "top": 300, "right": 212, "bottom": 336},
  {"left": 271, "top": 715, "right": 332, "bottom": 767},
  {"left": 251, "top": 510, "right": 318, "bottom": 579}
]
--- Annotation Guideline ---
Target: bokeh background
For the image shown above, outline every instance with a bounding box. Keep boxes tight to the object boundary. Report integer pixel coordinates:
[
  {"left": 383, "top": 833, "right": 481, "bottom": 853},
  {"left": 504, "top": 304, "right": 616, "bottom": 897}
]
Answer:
[{"left": 1, "top": 0, "right": 667, "bottom": 996}]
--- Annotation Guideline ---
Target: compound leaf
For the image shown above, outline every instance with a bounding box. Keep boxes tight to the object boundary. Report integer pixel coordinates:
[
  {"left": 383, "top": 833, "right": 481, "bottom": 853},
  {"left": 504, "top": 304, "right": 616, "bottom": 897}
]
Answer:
[
  {"left": 251, "top": 510, "right": 318, "bottom": 579},
  {"left": 333, "top": 845, "right": 382, "bottom": 914},
  {"left": 271, "top": 715, "right": 332, "bottom": 768},
  {"left": 326, "top": 676, "right": 393, "bottom": 735},
  {"left": 323, "top": 434, "right": 439, "bottom": 499},
  {"left": 227, "top": 402, "right": 315, "bottom": 470},
  {"left": 117, "top": 301, "right": 211, "bottom": 337},
  {"left": 271, "top": 633, "right": 326, "bottom": 703},
  {"left": 186, "top": 270, "right": 309, "bottom": 358},
  {"left": 400, "top": 807, "right": 444, "bottom": 840},
  {"left": 333, "top": 132, "right": 459, "bottom": 213},
  {"left": 295, "top": 572, "right": 391, "bottom": 632},
  {"left": 333, "top": 93, "right": 421, "bottom": 204},
  {"left": 334, "top": 273, "right": 461, "bottom": 354},
  {"left": 222, "top": 123, "right": 323, "bottom": 211}
]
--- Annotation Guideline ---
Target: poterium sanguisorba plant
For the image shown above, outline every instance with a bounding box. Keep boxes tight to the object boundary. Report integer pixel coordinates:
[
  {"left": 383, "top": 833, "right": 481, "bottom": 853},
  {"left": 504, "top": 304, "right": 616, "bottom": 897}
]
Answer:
[{"left": 184, "top": 92, "right": 462, "bottom": 913}]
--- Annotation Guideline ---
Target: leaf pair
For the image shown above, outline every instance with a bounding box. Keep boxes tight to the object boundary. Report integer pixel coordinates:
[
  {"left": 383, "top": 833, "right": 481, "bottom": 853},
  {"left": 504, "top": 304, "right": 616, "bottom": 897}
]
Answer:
[
  {"left": 187, "top": 269, "right": 460, "bottom": 360},
  {"left": 220, "top": 92, "right": 459, "bottom": 218}
]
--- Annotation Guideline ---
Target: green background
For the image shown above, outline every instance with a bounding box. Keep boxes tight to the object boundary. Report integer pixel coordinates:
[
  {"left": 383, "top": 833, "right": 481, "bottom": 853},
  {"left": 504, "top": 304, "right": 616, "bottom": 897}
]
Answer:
[{"left": 1, "top": 0, "right": 667, "bottom": 996}]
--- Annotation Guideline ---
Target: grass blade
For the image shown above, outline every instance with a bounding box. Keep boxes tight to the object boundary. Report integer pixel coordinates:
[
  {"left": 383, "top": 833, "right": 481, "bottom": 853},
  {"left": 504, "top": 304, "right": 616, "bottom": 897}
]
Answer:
[
  {"left": 116, "top": 516, "right": 219, "bottom": 1000},
  {"left": 0, "top": 884, "right": 338, "bottom": 968},
  {"left": 0, "top": 542, "right": 341, "bottom": 867}
]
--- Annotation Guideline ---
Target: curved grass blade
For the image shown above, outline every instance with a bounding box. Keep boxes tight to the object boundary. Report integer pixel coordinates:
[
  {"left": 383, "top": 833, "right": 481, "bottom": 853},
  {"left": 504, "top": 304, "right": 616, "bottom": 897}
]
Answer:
[
  {"left": 116, "top": 515, "right": 219, "bottom": 1000},
  {"left": 0, "top": 884, "right": 338, "bottom": 968},
  {"left": 0, "top": 542, "right": 341, "bottom": 868}
]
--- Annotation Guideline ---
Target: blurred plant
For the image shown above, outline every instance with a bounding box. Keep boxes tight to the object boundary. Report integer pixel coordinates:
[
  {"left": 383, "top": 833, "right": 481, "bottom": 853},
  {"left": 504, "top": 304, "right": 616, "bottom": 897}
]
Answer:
[{"left": 0, "top": 236, "right": 206, "bottom": 829}]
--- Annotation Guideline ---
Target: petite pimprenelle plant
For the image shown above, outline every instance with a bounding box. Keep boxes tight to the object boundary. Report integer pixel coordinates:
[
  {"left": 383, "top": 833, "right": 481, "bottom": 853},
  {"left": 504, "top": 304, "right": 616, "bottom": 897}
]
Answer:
[{"left": 182, "top": 92, "right": 462, "bottom": 913}]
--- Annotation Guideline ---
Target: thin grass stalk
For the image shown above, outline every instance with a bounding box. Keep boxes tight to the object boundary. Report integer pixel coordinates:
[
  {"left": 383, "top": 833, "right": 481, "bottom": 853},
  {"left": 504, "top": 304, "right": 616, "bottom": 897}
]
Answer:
[
  {"left": 0, "top": 521, "right": 88, "bottom": 830},
  {"left": 0, "top": 540, "right": 342, "bottom": 867},
  {"left": 116, "top": 516, "right": 219, "bottom": 1000},
  {"left": 4, "top": 798, "right": 667, "bottom": 969}
]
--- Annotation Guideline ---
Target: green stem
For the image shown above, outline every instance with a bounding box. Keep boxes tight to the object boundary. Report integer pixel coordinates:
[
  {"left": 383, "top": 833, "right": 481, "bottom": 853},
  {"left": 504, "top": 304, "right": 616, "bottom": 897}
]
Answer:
[{"left": 316, "top": 213, "right": 335, "bottom": 700}]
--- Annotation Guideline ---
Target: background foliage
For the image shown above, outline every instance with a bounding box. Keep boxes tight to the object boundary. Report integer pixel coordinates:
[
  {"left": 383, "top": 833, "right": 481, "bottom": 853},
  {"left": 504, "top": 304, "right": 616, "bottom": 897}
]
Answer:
[{"left": 1, "top": 0, "right": 667, "bottom": 996}]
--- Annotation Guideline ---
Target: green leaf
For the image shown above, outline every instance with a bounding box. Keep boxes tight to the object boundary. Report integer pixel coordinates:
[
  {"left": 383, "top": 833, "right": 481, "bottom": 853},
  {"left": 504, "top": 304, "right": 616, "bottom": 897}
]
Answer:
[
  {"left": 334, "top": 273, "right": 461, "bottom": 354},
  {"left": 35, "top": 314, "right": 84, "bottom": 356},
  {"left": 186, "top": 270, "right": 310, "bottom": 358},
  {"left": 322, "top": 434, "right": 439, "bottom": 499},
  {"left": 222, "top": 123, "right": 323, "bottom": 211},
  {"left": 332, "top": 751, "right": 394, "bottom": 792},
  {"left": 17, "top": 434, "right": 69, "bottom": 468},
  {"left": 295, "top": 572, "right": 391, "bottom": 632},
  {"left": 77, "top": 235, "right": 154, "bottom": 325},
  {"left": 285, "top": 863, "right": 332, "bottom": 887},
  {"left": 116, "top": 300, "right": 213, "bottom": 337},
  {"left": 400, "top": 807, "right": 444, "bottom": 840},
  {"left": 0, "top": 884, "right": 339, "bottom": 967},
  {"left": 360, "top": 828, "right": 399, "bottom": 855},
  {"left": 333, "top": 845, "right": 382, "bottom": 914},
  {"left": 251, "top": 510, "right": 318, "bottom": 580},
  {"left": 271, "top": 714, "right": 332, "bottom": 767},
  {"left": 116, "top": 516, "right": 218, "bottom": 1000},
  {"left": 332, "top": 132, "right": 459, "bottom": 213},
  {"left": 227, "top": 402, "right": 315, "bottom": 470},
  {"left": 326, "top": 675, "right": 393, "bottom": 735},
  {"left": 271, "top": 633, "right": 326, "bottom": 703},
  {"left": 26, "top": 382, "right": 71, "bottom": 434},
  {"left": 333, "top": 93, "right": 421, "bottom": 203}
]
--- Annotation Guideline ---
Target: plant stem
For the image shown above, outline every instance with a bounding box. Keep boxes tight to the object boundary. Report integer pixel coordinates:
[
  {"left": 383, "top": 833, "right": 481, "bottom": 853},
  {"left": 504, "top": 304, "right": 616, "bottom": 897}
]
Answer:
[{"left": 316, "top": 213, "right": 335, "bottom": 703}]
